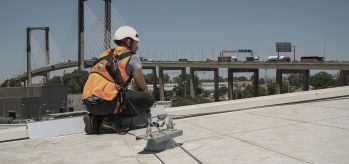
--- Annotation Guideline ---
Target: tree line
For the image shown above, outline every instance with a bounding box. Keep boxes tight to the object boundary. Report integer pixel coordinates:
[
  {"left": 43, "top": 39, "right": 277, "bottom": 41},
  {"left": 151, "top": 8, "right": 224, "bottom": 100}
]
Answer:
[{"left": 1, "top": 70, "right": 346, "bottom": 106}]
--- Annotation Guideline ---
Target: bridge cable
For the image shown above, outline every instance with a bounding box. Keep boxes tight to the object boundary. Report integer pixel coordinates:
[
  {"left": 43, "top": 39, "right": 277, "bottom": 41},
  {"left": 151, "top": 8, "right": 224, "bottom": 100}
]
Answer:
[
  {"left": 85, "top": 6, "right": 102, "bottom": 59},
  {"left": 61, "top": 12, "right": 78, "bottom": 62},
  {"left": 111, "top": 5, "right": 127, "bottom": 26},
  {"left": 49, "top": 33, "right": 64, "bottom": 65},
  {"left": 31, "top": 36, "right": 43, "bottom": 69},
  {"left": 85, "top": 5, "right": 103, "bottom": 58}
]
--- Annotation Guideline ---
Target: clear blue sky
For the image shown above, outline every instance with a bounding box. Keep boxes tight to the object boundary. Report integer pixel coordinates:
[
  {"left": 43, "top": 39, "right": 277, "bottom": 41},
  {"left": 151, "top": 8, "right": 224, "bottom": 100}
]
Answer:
[{"left": 1, "top": 0, "right": 349, "bottom": 83}]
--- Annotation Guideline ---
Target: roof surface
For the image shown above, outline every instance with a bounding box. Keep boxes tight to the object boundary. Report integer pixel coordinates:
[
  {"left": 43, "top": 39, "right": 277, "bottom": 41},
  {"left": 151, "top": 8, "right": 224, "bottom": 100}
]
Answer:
[{"left": 1, "top": 88, "right": 349, "bottom": 164}]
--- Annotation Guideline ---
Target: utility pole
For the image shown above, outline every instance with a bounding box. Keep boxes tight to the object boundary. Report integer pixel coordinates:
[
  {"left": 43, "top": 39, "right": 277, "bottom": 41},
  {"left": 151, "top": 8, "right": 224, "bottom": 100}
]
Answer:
[
  {"left": 293, "top": 45, "right": 296, "bottom": 62},
  {"left": 201, "top": 48, "right": 204, "bottom": 61},
  {"left": 322, "top": 33, "right": 327, "bottom": 60}
]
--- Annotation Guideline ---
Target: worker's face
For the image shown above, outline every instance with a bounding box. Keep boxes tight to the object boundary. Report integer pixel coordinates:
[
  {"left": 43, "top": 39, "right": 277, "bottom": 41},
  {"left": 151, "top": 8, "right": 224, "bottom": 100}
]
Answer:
[{"left": 131, "top": 40, "right": 139, "bottom": 53}]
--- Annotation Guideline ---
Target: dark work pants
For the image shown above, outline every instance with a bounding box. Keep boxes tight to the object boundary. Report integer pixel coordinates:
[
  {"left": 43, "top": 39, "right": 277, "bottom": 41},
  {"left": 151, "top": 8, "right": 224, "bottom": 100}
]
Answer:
[
  {"left": 85, "top": 90, "right": 155, "bottom": 116},
  {"left": 120, "top": 90, "right": 155, "bottom": 116},
  {"left": 84, "top": 90, "right": 154, "bottom": 132},
  {"left": 110, "top": 90, "right": 154, "bottom": 130}
]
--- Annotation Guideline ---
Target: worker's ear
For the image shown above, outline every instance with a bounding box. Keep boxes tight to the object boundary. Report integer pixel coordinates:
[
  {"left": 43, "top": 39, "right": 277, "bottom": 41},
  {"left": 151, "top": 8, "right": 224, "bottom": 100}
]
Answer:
[{"left": 126, "top": 38, "right": 133, "bottom": 47}]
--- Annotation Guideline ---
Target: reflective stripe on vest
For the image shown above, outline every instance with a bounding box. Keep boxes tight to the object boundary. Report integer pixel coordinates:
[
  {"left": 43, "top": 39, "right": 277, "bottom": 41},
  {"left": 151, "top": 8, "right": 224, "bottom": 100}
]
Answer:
[{"left": 82, "top": 49, "right": 132, "bottom": 101}]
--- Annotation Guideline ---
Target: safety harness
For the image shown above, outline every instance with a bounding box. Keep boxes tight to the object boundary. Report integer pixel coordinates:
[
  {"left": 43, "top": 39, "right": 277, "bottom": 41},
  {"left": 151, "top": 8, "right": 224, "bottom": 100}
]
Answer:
[
  {"left": 83, "top": 49, "right": 140, "bottom": 134},
  {"left": 89, "top": 49, "right": 133, "bottom": 104}
]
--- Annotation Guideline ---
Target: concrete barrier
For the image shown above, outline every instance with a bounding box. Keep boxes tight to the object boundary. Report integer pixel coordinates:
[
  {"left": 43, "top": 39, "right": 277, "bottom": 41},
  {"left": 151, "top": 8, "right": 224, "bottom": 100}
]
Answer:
[
  {"left": 0, "top": 125, "right": 28, "bottom": 142},
  {"left": 167, "top": 86, "right": 349, "bottom": 118}
]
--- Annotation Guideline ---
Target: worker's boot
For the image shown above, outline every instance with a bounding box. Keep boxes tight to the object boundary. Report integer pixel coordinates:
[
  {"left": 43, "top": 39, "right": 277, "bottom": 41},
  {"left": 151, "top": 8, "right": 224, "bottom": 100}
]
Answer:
[
  {"left": 99, "top": 117, "right": 117, "bottom": 133},
  {"left": 99, "top": 117, "right": 129, "bottom": 134},
  {"left": 83, "top": 114, "right": 101, "bottom": 134}
]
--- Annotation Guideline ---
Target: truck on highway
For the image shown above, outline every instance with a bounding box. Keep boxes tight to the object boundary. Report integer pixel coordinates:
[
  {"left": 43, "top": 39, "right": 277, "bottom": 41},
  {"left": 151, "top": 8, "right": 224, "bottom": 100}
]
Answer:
[
  {"left": 246, "top": 56, "right": 260, "bottom": 62},
  {"left": 300, "top": 56, "right": 324, "bottom": 63},
  {"left": 206, "top": 57, "right": 214, "bottom": 62},
  {"left": 179, "top": 58, "right": 188, "bottom": 62},
  {"left": 218, "top": 56, "right": 237, "bottom": 62},
  {"left": 267, "top": 56, "right": 291, "bottom": 62}
]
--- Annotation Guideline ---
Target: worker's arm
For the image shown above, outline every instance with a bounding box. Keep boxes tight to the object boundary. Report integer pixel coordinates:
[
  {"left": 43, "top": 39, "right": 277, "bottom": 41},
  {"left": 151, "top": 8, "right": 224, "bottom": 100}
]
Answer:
[{"left": 132, "top": 68, "right": 148, "bottom": 91}]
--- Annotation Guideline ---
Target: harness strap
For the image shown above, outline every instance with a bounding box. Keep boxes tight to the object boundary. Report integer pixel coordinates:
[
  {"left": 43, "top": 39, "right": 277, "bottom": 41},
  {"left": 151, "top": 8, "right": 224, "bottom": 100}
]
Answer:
[
  {"left": 106, "top": 51, "right": 134, "bottom": 88},
  {"left": 92, "top": 49, "right": 114, "bottom": 66},
  {"left": 92, "top": 49, "right": 134, "bottom": 89}
]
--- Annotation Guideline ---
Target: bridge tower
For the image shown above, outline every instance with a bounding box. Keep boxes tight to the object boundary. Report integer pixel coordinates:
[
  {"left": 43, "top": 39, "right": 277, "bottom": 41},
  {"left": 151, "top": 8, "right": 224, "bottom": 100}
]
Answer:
[
  {"left": 78, "top": 0, "right": 86, "bottom": 70},
  {"left": 26, "top": 27, "right": 49, "bottom": 86},
  {"left": 104, "top": 0, "right": 112, "bottom": 50}
]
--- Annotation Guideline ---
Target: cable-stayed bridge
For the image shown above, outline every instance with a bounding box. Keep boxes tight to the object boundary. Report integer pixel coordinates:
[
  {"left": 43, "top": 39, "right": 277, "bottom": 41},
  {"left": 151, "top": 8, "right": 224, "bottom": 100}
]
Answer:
[{"left": 13, "top": 0, "right": 126, "bottom": 85}]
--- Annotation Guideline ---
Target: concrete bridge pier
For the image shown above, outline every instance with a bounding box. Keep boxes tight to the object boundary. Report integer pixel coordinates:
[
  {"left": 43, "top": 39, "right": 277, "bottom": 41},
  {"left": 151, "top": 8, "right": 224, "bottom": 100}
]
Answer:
[
  {"left": 228, "top": 68, "right": 259, "bottom": 100},
  {"left": 253, "top": 69, "right": 259, "bottom": 97},
  {"left": 228, "top": 68, "right": 233, "bottom": 100},
  {"left": 276, "top": 69, "right": 310, "bottom": 94},
  {"left": 190, "top": 68, "right": 220, "bottom": 102},
  {"left": 303, "top": 70, "right": 310, "bottom": 91},
  {"left": 340, "top": 70, "right": 349, "bottom": 86},
  {"left": 151, "top": 67, "right": 157, "bottom": 98},
  {"left": 181, "top": 67, "right": 186, "bottom": 76},
  {"left": 158, "top": 67, "right": 187, "bottom": 101},
  {"left": 159, "top": 67, "right": 164, "bottom": 101},
  {"left": 142, "top": 66, "right": 158, "bottom": 100},
  {"left": 214, "top": 68, "right": 219, "bottom": 102},
  {"left": 189, "top": 68, "right": 195, "bottom": 98},
  {"left": 276, "top": 69, "right": 282, "bottom": 94}
]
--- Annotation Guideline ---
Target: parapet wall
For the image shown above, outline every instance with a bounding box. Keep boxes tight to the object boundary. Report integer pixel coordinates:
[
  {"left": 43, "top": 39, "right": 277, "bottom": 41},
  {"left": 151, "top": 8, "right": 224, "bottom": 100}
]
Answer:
[{"left": 167, "top": 86, "right": 349, "bottom": 118}]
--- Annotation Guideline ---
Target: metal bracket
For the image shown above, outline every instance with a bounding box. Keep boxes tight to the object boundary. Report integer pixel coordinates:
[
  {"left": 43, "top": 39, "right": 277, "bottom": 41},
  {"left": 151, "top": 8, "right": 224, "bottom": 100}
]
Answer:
[{"left": 136, "top": 113, "right": 183, "bottom": 151}]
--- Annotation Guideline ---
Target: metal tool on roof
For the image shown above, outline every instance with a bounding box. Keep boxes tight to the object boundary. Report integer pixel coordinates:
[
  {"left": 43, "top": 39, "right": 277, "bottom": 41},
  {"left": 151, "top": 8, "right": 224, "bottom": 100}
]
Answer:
[{"left": 136, "top": 113, "right": 183, "bottom": 151}]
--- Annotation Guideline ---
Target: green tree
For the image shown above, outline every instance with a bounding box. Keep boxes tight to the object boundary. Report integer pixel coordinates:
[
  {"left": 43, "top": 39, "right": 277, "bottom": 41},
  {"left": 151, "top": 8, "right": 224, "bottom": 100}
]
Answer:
[
  {"left": 267, "top": 83, "right": 276, "bottom": 95},
  {"left": 144, "top": 73, "right": 155, "bottom": 84},
  {"left": 238, "top": 76, "right": 248, "bottom": 81},
  {"left": 259, "top": 78, "right": 265, "bottom": 85},
  {"left": 288, "top": 73, "right": 303, "bottom": 87},
  {"left": 258, "top": 86, "right": 267, "bottom": 96},
  {"left": 144, "top": 73, "right": 169, "bottom": 84},
  {"left": 219, "top": 76, "right": 225, "bottom": 82},
  {"left": 46, "top": 76, "right": 62, "bottom": 86},
  {"left": 162, "top": 74, "right": 170, "bottom": 83},
  {"left": 173, "top": 73, "right": 202, "bottom": 97},
  {"left": 170, "top": 73, "right": 210, "bottom": 107},
  {"left": 219, "top": 86, "right": 228, "bottom": 96},
  {"left": 266, "top": 82, "right": 294, "bottom": 95},
  {"left": 241, "top": 85, "right": 254, "bottom": 98},
  {"left": 171, "top": 96, "right": 211, "bottom": 107},
  {"left": 310, "top": 71, "right": 337, "bottom": 89},
  {"left": 61, "top": 70, "right": 89, "bottom": 93}
]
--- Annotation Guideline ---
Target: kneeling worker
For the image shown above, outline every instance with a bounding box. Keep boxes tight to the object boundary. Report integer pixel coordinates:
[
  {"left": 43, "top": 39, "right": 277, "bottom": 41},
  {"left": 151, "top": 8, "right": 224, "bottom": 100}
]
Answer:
[{"left": 82, "top": 26, "right": 154, "bottom": 134}]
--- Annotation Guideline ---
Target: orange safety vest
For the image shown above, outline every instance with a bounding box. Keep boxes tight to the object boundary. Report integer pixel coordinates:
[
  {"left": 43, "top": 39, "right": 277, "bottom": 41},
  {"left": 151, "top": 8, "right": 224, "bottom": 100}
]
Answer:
[{"left": 82, "top": 48, "right": 133, "bottom": 101}]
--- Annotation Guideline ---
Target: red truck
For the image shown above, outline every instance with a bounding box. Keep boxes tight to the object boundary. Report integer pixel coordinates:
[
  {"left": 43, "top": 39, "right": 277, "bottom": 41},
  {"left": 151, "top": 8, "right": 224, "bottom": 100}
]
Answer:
[{"left": 218, "top": 56, "right": 237, "bottom": 62}]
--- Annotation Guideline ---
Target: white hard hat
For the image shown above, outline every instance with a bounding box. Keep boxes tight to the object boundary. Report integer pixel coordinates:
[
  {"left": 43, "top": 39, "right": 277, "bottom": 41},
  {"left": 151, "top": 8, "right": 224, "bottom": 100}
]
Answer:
[{"left": 113, "top": 26, "right": 140, "bottom": 41}]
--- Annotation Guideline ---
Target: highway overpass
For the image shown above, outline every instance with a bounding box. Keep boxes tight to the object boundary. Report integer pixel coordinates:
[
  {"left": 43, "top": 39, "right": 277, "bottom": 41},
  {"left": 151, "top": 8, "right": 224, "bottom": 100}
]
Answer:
[{"left": 13, "top": 60, "right": 349, "bottom": 101}]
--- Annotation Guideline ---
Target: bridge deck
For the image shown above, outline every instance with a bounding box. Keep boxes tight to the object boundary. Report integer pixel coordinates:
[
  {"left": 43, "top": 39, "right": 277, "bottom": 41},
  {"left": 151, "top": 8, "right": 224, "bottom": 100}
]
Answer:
[{"left": 13, "top": 60, "right": 349, "bottom": 81}]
